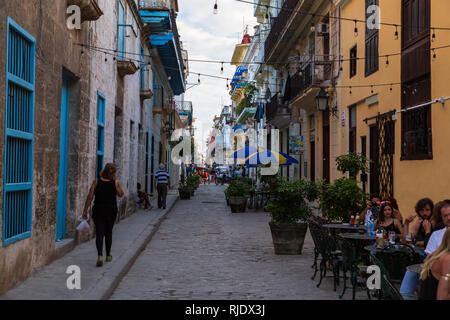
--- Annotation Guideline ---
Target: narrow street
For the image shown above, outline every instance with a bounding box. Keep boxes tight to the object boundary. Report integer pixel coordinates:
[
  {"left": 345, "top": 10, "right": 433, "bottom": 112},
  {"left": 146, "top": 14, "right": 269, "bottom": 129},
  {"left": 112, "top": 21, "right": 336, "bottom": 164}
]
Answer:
[{"left": 109, "top": 184, "right": 348, "bottom": 300}]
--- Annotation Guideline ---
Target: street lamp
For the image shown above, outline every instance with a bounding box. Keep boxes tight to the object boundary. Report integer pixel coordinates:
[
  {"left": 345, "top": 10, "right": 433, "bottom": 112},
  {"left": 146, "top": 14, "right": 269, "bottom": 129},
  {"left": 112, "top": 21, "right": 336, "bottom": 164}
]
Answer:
[{"left": 315, "top": 87, "right": 329, "bottom": 112}]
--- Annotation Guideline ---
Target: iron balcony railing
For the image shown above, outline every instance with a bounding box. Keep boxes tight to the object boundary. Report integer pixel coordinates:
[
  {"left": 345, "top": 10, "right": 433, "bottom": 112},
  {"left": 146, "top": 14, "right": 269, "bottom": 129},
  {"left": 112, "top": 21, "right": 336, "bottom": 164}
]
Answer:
[
  {"left": 289, "top": 57, "right": 332, "bottom": 101},
  {"left": 265, "top": 94, "right": 279, "bottom": 121},
  {"left": 264, "top": 0, "right": 300, "bottom": 61}
]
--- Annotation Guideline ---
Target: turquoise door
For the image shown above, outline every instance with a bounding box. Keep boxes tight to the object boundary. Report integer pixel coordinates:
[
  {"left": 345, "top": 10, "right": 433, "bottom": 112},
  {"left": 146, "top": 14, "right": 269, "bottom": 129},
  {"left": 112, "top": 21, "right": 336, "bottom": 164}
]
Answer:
[{"left": 56, "top": 77, "right": 70, "bottom": 241}]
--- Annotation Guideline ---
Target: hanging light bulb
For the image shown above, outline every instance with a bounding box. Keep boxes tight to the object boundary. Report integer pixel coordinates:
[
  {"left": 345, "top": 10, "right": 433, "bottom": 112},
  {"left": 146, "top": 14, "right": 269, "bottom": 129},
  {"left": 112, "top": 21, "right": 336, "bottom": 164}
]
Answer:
[
  {"left": 220, "top": 62, "right": 224, "bottom": 74},
  {"left": 265, "top": 6, "right": 269, "bottom": 22},
  {"left": 386, "top": 55, "right": 390, "bottom": 66},
  {"left": 371, "top": 85, "right": 374, "bottom": 94},
  {"left": 354, "top": 20, "right": 358, "bottom": 37},
  {"left": 432, "top": 49, "right": 437, "bottom": 60},
  {"left": 349, "top": 86, "right": 352, "bottom": 95},
  {"left": 198, "top": 74, "right": 201, "bottom": 85},
  {"left": 390, "top": 84, "right": 393, "bottom": 92},
  {"left": 213, "top": 0, "right": 218, "bottom": 15},
  {"left": 432, "top": 28, "right": 436, "bottom": 42},
  {"left": 311, "top": 14, "right": 315, "bottom": 33},
  {"left": 394, "top": 25, "right": 399, "bottom": 40}
]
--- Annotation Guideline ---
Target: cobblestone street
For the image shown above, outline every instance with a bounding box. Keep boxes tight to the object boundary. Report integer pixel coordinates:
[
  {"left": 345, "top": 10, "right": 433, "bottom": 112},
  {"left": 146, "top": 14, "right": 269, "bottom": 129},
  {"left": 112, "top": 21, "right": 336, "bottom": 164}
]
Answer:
[{"left": 110, "top": 184, "right": 365, "bottom": 300}]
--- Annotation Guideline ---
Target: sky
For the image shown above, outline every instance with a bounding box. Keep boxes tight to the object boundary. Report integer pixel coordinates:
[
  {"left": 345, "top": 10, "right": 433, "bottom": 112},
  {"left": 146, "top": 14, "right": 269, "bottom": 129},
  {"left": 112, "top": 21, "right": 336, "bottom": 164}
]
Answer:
[{"left": 177, "top": 0, "right": 257, "bottom": 154}]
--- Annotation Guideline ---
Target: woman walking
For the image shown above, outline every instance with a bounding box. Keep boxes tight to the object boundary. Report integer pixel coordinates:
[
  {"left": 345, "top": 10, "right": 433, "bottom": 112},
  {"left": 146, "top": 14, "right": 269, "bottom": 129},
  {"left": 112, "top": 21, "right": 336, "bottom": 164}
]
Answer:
[{"left": 82, "top": 163, "right": 124, "bottom": 267}]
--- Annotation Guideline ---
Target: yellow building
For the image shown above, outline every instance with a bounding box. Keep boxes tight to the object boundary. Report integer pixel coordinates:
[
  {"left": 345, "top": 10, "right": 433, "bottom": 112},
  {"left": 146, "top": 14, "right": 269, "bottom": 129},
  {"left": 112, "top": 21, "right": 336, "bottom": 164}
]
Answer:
[{"left": 337, "top": 0, "right": 450, "bottom": 218}]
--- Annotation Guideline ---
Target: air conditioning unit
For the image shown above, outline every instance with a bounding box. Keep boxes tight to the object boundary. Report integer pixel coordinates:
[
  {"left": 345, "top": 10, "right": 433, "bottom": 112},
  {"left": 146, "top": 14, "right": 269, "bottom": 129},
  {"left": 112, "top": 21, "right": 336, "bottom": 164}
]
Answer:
[{"left": 317, "top": 24, "right": 329, "bottom": 36}]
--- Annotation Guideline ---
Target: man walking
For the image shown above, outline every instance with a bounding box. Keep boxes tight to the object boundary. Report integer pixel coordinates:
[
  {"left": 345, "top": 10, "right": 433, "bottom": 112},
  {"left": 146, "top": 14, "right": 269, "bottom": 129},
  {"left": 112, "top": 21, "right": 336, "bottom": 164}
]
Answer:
[{"left": 155, "top": 164, "right": 170, "bottom": 210}]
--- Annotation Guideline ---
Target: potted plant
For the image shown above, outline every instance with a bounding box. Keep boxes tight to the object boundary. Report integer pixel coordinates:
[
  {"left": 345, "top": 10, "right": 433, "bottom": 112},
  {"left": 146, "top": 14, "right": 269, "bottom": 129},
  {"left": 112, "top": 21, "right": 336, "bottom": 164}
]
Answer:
[
  {"left": 318, "top": 153, "right": 370, "bottom": 223},
  {"left": 225, "top": 180, "right": 251, "bottom": 213},
  {"left": 266, "top": 179, "right": 320, "bottom": 255},
  {"left": 186, "top": 175, "right": 198, "bottom": 196},
  {"left": 178, "top": 180, "right": 192, "bottom": 200},
  {"left": 319, "top": 178, "right": 368, "bottom": 223}
]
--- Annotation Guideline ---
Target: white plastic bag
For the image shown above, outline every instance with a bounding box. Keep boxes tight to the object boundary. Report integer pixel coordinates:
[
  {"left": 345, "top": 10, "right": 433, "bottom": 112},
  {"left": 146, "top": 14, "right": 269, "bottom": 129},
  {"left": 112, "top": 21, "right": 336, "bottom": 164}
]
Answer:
[{"left": 76, "top": 214, "right": 91, "bottom": 234}]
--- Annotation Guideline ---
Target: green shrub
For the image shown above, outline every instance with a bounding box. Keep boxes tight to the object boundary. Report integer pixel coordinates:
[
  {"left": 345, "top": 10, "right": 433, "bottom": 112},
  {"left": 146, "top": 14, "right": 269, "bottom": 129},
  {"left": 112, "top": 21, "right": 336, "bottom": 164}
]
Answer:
[
  {"left": 336, "top": 152, "right": 370, "bottom": 177},
  {"left": 266, "top": 180, "right": 320, "bottom": 224},
  {"left": 225, "top": 180, "right": 252, "bottom": 197},
  {"left": 319, "top": 178, "right": 369, "bottom": 223}
]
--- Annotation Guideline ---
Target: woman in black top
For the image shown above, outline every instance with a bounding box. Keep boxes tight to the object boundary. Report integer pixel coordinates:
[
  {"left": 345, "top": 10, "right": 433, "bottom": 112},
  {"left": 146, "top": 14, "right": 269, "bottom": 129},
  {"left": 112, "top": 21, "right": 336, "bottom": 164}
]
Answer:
[
  {"left": 375, "top": 202, "right": 404, "bottom": 237},
  {"left": 419, "top": 228, "right": 450, "bottom": 300},
  {"left": 83, "top": 163, "right": 124, "bottom": 267}
]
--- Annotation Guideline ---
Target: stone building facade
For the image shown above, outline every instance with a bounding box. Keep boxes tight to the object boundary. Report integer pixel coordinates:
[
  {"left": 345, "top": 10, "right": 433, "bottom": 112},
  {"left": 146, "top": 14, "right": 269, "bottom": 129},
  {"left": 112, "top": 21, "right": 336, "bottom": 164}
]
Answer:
[{"left": 0, "top": 0, "right": 188, "bottom": 294}]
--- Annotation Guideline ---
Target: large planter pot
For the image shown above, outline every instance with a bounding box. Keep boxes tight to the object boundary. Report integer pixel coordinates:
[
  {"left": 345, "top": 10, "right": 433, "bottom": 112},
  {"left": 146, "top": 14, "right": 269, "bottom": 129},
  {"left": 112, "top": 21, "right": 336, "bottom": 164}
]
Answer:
[
  {"left": 178, "top": 188, "right": 191, "bottom": 200},
  {"left": 269, "top": 222, "right": 308, "bottom": 255},
  {"left": 229, "top": 196, "right": 248, "bottom": 213}
]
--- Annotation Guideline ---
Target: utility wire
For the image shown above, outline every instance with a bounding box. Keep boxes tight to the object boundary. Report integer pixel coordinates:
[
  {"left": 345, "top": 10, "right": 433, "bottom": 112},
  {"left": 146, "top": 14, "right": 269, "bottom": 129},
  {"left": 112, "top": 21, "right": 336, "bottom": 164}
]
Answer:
[{"left": 235, "top": 0, "right": 450, "bottom": 31}]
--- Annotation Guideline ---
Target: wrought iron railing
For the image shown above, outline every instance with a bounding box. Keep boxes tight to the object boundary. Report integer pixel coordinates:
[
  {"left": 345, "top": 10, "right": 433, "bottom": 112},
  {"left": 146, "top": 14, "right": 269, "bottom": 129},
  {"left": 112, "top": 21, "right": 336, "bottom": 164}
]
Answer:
[
  {"left": 264, "top": 0, "right": 300, "bottom": 60},
  {"left": 289, "top": 57, "right": 332, "bottom": 101},
  {"left": 265, "top": 94, "right": 279, "bottom": 120}
]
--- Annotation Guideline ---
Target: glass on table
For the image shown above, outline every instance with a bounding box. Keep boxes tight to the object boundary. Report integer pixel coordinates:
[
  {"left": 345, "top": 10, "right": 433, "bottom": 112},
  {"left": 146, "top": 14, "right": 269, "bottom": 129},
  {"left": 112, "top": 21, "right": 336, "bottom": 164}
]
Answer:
[
  {"left": 388, "top": 231, "right": 396, "bottom": 245},
  {"left": 405, "top": 233, "right": 413, "bottom": 246}
]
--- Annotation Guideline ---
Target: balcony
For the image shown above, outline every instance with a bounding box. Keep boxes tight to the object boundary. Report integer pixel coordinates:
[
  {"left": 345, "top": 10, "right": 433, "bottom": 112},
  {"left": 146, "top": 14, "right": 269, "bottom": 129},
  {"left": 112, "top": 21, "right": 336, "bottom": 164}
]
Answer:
[
  {"left": 67, "top": 0, "right": 103, "bottom": 22},
  {"left": 117, "top": 60, "right": 138, "bottom": 77},
  {"left": 237, "top": 107, "right": 257, "bottom": 125},
  {"left": 254, "top": 0, "right": 270, "bottom": 23},
  {"left": 266, "top": 94, "right": 291, "bottom": 128},
  {"left": 139, "top": 1, "right": 186, "bottom": 95},
  {"left": 264, "top": 0, "right": 319, "bottom": 64},
  {"left": 176, "top": 101, "right": 193, "bottom": 127},
  {"left": 289, "top": 57, "right": 332, "bottom": 110}
]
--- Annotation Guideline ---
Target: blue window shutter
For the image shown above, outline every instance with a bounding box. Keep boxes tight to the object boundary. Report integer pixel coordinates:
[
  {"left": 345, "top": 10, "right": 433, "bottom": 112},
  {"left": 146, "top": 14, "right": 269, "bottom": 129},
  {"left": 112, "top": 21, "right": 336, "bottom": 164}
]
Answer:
[
  {"left": 3, "top": 17, "right": 35, "bottom": 247},
  {"left": 118, "top": 0, "right": 125, "bottom": 60},
  {"left": 96, "top": 92, "right": 106, "bottom": 178}
]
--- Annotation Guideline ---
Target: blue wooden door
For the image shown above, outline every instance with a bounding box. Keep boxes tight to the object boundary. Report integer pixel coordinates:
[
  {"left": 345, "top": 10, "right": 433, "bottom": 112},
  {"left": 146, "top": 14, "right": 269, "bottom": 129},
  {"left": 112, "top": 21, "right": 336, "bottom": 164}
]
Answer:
[{"left": 56, "top": 77, "right": 70, "bottom": 241}]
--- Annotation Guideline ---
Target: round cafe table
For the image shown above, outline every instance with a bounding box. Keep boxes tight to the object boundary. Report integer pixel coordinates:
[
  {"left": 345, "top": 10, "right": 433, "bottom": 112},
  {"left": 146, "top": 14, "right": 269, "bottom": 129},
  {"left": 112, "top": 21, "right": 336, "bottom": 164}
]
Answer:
[
  {"left": 323, "top": 224, "right": 367, "bottom": 231},
  {"left": 364, "top": 245, "right": 425, "bottom": 254},
  {"left": 340, "top": 233, "right": 376, "bottom": 241}
]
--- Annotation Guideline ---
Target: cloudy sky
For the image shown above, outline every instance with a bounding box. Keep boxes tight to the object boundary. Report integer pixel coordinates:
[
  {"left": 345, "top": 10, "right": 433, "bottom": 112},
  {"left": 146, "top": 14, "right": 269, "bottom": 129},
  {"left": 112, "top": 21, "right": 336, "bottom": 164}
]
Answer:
[{"left": 177, "top": 0, "right": 257, "bottom": 154}]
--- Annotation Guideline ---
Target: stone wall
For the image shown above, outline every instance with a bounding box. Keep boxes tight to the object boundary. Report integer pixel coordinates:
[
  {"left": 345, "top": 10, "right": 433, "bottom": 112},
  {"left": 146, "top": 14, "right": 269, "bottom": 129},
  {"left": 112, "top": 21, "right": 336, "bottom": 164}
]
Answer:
[{"left": 0, "top": 0, "right": 90, "bottom": 294}]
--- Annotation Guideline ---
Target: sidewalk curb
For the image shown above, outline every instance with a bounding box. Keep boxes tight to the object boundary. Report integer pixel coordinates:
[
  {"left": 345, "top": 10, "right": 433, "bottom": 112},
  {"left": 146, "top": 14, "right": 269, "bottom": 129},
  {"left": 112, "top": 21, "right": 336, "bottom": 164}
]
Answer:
[{"left": 99, "top": 194, "right": 179, "bottom": 300}]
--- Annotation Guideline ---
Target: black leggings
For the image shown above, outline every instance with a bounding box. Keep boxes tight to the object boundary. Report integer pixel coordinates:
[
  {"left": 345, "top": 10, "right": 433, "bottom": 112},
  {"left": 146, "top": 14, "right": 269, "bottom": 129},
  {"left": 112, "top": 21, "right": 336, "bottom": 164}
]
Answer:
[{"left": 93, "top": 216, "right": 115, "bottom": 256}]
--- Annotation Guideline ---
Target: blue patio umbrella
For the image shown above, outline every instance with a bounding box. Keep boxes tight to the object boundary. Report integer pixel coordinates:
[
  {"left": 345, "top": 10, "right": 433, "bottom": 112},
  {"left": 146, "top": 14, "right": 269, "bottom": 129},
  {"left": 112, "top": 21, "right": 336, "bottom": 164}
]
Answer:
[{"left": 228, "top": 146, "right": 299, "bottom": 166}]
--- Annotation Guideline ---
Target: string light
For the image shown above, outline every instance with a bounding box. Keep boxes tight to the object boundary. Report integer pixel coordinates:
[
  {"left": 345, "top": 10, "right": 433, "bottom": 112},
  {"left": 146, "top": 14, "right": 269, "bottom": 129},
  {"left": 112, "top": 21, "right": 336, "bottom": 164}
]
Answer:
[
  {"left": 433, "top": 49, "right": 437, "bottom": 60},
  {"left": 349, "top": 86, "right": 352, "bottom": 95},
  {"left": 198, "top": 74, "right": 201, "bottom": 85},
  {"left": 311, "top": 14, "right": 315, "bottom": 33},
  {"left": 220, "top": 62, "right": 224, "bottom": 74},
  {"left": 371, "top": 85, "right": 374, "bottom": 94},
  {"left": 390, "top": 84, "right": 393, "bottom": 92},
  {"left": 395, "top": 25, "right": 399, "bottom": 40},
  {"left": 213, "top": 0, "right": 218, "bottom": 15},
  {"left": 386, "top": 55, "right": 390, "bottom": 66},
  {"left": 432, "top": 28, "right": 436, "bottom": 42},
  {"left": 354, "top": 20, "right": 358, "bottom": 37},
  {"left": 75, "top": 42, "right": 450, "bottom": 66}
]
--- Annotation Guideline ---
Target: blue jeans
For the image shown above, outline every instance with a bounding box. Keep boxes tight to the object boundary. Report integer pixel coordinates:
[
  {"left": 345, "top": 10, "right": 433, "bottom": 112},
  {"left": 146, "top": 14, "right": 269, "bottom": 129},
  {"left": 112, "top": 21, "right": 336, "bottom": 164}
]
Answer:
[{"left": 400, "top": 271, "right": 420, "bottom": 295}]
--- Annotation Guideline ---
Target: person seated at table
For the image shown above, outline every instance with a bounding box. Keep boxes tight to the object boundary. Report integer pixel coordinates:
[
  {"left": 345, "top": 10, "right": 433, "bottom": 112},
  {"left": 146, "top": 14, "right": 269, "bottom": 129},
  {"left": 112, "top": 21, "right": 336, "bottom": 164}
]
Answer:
[
  {"left": 374, "top": 202, "right": 403, "bottom": 237},
  {"left": 137, "top": 183, "right": 153, "bottom": 210},
  {"left": 425, "top": 200, "right": 450, "bottom": 255},
  {"left": 400, "top": 200, "right": 450, "bottom": 297},
  {"left": 360, "top": 194, "right": 381, "bottom": 225},
  {"left": 404, "top": 198, "right": 435, "bottom": 247},
  {"left": 382, "top": 196, "right": 403, "bottom": 223},
  {"left": 419, "top": 228, "right": 450, "bottom": 300}
]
